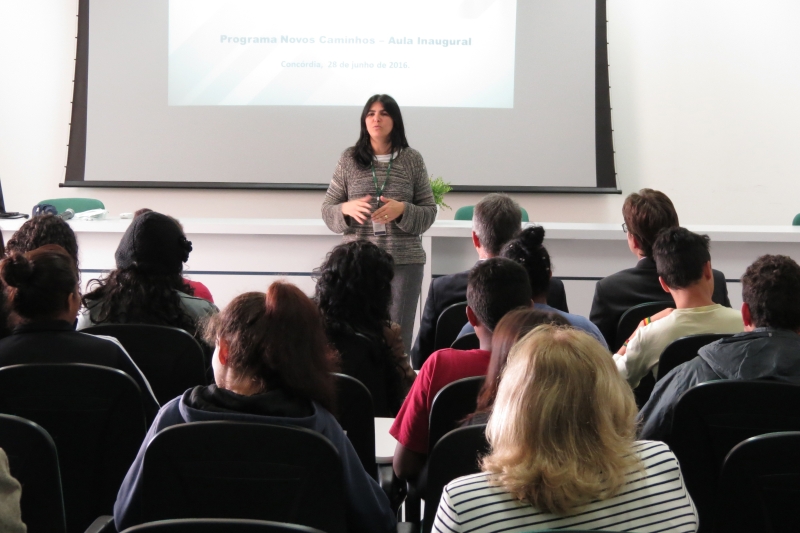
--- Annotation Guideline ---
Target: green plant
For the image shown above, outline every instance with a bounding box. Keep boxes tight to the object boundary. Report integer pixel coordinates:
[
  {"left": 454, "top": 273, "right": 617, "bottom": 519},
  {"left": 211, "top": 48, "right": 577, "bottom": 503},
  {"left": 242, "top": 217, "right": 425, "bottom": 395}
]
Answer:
[{"left": 429, "top": 175, "right": 452, "bottom": 210}]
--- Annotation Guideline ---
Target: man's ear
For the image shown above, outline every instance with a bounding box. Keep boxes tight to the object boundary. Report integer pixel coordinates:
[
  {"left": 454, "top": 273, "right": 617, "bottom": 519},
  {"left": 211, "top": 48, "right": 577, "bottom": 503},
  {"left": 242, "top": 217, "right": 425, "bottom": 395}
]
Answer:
[
  {"left": 218, "top": 337, "right": 230, "bottom": 366},
  {"left": 466, "top": 306, "right": 480, "bottom": 327},
  {"left": 471, "top": 231, "right": 481, "bottom": 250},
  {"left": 741, "top": 302, "right": 754, "bottom": 330},
  {"left": 658, "top": 275, "right": 671, "bottom": 294},
  {"left": 703, "top": 261, "right": 713, "bottom": 280}
]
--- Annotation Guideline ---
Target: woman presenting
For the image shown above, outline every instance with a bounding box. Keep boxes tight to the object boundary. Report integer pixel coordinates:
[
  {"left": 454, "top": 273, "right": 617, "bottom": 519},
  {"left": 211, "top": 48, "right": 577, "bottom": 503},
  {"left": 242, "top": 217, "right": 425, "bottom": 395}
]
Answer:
[{"left": 322, "top": 94, "right": 436, "bottom": 352}]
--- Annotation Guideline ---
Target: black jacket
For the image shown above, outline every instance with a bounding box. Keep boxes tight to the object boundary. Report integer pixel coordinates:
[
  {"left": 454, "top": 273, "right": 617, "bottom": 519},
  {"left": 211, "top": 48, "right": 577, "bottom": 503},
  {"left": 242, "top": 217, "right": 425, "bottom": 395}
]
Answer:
[
  {"left": 0, "top": 320, "right": 160, "bottom": 419},
  {"left": 590, "top": 257, "right": 731, "bottom": 349},
  {"left": 410, "top": 266, "right": 569, "bottom": 369},
  {"left": 638, "top": 328, "right": 800, "bottom": 441}
]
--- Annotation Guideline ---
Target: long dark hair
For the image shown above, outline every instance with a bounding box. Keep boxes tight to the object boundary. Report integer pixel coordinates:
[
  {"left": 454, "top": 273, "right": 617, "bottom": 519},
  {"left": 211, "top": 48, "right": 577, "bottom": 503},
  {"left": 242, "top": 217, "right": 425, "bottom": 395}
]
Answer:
[
  {"left": 466, "top": 308, "right": 569, "bottom": 423},
  {"left": 205, "top": 283, "right": 339, "bottom": 412},
  {"left": 352, "top": 94, "right": 409, "bottom": 170},
  {"left": 83, "top": 269, "right": 196, "bottom": 331}
]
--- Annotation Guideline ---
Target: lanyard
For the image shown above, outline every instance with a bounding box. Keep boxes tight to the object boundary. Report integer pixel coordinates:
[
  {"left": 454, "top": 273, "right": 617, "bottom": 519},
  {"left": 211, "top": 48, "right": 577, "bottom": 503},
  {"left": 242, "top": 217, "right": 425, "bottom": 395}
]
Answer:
[{"left": 371, "top": 153, "right": 394, "bottom": 199}]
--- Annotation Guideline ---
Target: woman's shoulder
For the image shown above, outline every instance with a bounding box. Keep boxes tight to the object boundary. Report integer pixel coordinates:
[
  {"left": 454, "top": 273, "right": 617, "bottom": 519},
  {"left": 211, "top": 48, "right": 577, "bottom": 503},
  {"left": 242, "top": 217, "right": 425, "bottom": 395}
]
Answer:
[
  {"left": 633, "top": 440, "right": 679, "bottom": 463},
  {"left": 399, "top": 147, "right": 424, "bottom": 163},
  {"left": 177, "top": 290, "right": 219, "bottom": 317}
]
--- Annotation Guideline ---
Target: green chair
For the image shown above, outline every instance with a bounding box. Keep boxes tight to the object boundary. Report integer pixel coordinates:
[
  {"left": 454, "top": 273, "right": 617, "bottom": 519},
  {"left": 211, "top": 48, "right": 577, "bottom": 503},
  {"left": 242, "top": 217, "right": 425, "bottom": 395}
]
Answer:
[
  {"left": 793, "top": 213, "right": 800, "bottom": 226},
  {"left": 37, "top": 198, "right": 104, "bottom": 215},
  {"left": 454, "top": 205, "right": 529, "bottom": 222}
]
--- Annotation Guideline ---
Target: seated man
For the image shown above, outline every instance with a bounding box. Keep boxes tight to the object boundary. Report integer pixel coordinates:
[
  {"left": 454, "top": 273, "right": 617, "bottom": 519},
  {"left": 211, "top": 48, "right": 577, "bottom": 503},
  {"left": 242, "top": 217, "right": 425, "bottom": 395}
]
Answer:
[
  {"left": 590, "top": 189, "right": 730, "bottom": 349},
  {"left": 614, "top": 227, "right": 743, "bottom": 388},
  {"left": 411, "top": 193, "right": 567, "bottom": 368},
  {"left": 639, "top": 254, "right": 800, "bottom": 440},
  {"left": 391, "top": 258, "right": 532, "bottom": 481}
]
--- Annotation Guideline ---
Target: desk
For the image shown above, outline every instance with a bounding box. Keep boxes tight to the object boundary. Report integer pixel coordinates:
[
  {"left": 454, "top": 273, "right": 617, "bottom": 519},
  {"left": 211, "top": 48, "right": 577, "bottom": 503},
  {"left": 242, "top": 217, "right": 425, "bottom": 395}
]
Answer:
[
  {"left": 375, "top": 417, "right": 397, "bottom": 465},
  {"left": 2, "top": 218, "right": 799, "bottom": 321}
]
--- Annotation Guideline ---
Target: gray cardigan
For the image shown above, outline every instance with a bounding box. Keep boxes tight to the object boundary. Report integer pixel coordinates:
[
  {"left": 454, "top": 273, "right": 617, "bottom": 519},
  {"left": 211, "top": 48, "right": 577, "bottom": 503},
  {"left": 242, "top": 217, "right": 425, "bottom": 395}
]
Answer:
[{"left": 322, "top": 147, "right": 437, "bottom": 265}]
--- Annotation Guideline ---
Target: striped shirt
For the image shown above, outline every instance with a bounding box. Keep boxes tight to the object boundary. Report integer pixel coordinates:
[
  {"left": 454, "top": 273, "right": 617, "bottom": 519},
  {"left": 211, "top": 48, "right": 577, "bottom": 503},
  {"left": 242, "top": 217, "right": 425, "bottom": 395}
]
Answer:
[
  {"left": 433, "top": 441, "right": 698, "bottom": 533},
  {"left": 321, "top": 147, "right": 437, "bottom": 265}
]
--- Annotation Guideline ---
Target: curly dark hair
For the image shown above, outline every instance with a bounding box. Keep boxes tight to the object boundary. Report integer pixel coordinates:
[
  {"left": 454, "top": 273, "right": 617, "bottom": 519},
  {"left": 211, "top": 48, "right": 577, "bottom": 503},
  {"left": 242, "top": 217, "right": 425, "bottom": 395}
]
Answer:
[
  {"left": 82, "top": 269, "right": 196, "bottom": 331},
  {"left": 741, "top": 254, "right": 800, "bottom": 331},
  {"left": 204, "top": 284, "right": 338, "bottom": 412},
  {"left": 501, "top": 226, "right": 551, "bottom": 297},
  {"left": 314, "top": 241, "right": 394, "bottom": 336},
  {"left": 5, "top": 215, "right": 79, "bottom": 267}
]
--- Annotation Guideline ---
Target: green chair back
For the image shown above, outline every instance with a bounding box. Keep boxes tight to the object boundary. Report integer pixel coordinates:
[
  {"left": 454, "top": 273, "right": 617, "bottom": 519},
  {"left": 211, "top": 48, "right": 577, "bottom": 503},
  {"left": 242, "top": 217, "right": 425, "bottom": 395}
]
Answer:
[
  {"left": 37, "top": 198, "right": 104, "bottom": 215},
  {"left": 453, "top": 205, "right": 529, "bottom": 222},
  {"left": 793, "top": 213, "right": 800, "bottom": 226}
]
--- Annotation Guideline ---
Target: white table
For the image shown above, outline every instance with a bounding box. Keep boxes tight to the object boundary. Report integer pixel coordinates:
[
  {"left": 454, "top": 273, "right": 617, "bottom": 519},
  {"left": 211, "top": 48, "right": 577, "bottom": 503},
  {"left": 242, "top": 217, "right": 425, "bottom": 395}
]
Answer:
[{"left": 375, "top": 417, "right": 397, "bottom": 465}]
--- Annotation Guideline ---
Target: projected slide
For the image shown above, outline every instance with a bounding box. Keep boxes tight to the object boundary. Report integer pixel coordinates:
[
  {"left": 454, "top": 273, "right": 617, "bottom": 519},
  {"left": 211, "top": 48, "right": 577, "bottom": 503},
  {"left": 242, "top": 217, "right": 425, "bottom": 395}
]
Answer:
[{"left": 168, "top": 0, "right": 517, "bottom": 108}]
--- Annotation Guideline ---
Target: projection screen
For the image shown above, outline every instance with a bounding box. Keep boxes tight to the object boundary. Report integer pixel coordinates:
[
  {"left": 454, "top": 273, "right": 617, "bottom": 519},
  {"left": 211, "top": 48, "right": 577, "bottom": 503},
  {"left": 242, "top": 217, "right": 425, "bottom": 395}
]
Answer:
[{"left": 64, "top": 0, "right": 618, "bottom": 192}]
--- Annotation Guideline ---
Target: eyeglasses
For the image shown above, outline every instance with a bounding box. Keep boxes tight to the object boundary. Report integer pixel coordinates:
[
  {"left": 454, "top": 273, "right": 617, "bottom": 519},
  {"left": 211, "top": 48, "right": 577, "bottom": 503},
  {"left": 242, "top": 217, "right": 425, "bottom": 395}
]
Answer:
[{"left": 621, "top": 222, "right": 628, "bottom": 234}]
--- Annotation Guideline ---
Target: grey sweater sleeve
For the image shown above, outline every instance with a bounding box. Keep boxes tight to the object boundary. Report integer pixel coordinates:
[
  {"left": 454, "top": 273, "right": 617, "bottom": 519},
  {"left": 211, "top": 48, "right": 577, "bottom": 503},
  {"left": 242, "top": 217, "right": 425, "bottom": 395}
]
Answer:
[
  {"left": 396, "top": 151, "right": 437, "bottom": 235},
  {"left": 321, "top": 154, "right": 350, "bottom": 234}
]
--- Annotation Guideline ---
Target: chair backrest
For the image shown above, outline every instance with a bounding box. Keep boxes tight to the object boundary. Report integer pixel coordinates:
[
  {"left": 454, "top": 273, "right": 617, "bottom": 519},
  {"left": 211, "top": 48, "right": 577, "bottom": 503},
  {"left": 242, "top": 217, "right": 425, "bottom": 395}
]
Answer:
[
  {"left": 428, "top": 375, "right": 485, "bottom": 451},
  {"left": 121, "top": 518, "right": 326, "bottom": 533},
  {"left": 615, "top": 301, "right": 673, "bottom": 350},
  {"left": 434, "top": 301, "right": 468, "bottom": 352},
  {"left": 657, "top": 333, "right": 735, "bottom": 381},
  {"left": 453, "top": 205, "right": 529, "bottom": 222},
  {"left": 0, "top": 414, "right": 67, "bottom": 533},
  {"left": 37, "top": 197, "right": 105, "bottom": 214},
  {"left": 793, "top": 213, "right": 800, "bottom": 226},
  {"left": 422, "top": 425, "right": 489, "bottom": 533},
  {"left": 716, "top": 432, "right": 800, "bottom": 533},
  {"left": 139, "top": 421, "right": 347, "bottom": 533},
  {"left": 332, "top": 373, "right": 377, "bottom": 479},
  {"left": 332, "top": 331, "right": 395, "bottom": 417},
  {"left": 82, "top": 324, "right": 208, "bottom": 405},
  {"left": 667, "top": 380, "right": 800, "bottom": 530},
  {"left": 450, "top": 333, "right": 479, "bottom": 351},
  {"left": 0, "top": 363, "right": 147, "bottom": 533}
]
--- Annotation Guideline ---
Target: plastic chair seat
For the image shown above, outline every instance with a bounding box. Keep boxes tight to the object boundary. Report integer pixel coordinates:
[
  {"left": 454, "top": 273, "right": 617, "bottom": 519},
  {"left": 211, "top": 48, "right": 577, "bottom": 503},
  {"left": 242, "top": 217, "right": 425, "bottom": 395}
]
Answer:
[{"left": 428, "top": 375, "right": 485, "bottom": 451}]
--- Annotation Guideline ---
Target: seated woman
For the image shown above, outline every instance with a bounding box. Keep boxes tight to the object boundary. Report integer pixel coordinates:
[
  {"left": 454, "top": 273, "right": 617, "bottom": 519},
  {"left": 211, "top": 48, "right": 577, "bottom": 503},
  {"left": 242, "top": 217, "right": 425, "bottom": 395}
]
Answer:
[
  {"left": 315, "top": 241, "right": 415, "bottom": 416},
  {"left": 5, "top": 213, "right": 80, "bottom": 267},
  {"left": 133, "top": 208, "right": 214, "bottom": 302},
  {"left": 0, "top": 245, "right": 159, "bottom": 418},
  {"left": 462, "top": 308, "right": 568, "bottom": 426},
  {"left": 113, "top": 282, "right": 395, "bottom": 533},
  {"left": 78, "top": 211, "right": 217, "bottom": 335},
  {"left": 434, "top": 325, "right": 698, "bottom": 532}
]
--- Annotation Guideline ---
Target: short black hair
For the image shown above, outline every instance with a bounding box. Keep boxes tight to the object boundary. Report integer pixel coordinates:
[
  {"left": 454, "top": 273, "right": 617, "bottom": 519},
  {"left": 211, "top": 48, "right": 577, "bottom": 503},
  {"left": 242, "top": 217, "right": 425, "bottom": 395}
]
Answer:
[
  {"left": 473, "top": 194, "right": 522, "bottom": 256},
  {"left": 466, "top": 257, "right": 532, "bottom": 331},
  {"left": 653, "top": 227, "right": 711, "bottom": 289},
  {"left": 742, "top": 255, "right": 800, "bottom": 330}
]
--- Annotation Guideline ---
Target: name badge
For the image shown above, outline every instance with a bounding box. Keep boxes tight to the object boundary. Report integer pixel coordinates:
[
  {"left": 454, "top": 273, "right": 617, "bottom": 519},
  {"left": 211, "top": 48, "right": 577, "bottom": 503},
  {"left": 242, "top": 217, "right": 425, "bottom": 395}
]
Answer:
[{"left": 372, "top": 221, "right": 387, "bottom": 235}]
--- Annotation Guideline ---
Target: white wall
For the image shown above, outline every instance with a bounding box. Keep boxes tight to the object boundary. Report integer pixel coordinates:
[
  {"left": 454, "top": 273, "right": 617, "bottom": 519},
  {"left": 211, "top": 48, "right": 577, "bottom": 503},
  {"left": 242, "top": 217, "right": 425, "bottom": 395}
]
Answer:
[{"left": 1, "top": 1, "right": 799, "bottom": 225}]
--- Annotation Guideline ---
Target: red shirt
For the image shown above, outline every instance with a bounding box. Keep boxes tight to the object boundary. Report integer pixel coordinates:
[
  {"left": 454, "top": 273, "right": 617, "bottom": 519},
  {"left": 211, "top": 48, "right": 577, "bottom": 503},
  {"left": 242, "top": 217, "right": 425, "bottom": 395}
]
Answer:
[
  {"left": 390, "top": 348, "right": 490, "bottom": 454},
  {"left": 184, "top": 279, "right": 214, "bottom": 303}
]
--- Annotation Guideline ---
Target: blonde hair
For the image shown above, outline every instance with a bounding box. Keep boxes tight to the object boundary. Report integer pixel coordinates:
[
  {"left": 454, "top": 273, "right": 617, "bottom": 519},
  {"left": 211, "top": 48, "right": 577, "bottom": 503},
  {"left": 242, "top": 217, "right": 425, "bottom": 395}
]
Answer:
[{"left": 482, "top": 325, "right": 641, "bottom": 514}]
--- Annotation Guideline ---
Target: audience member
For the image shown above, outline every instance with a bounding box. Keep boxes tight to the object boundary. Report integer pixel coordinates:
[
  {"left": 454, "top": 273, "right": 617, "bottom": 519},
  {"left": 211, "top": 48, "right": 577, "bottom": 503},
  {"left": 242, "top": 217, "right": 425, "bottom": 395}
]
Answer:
[
  {"left": 639, "top": 254, "right": 800, "bottom": 440},
  {"left": 457, "top": 226, "right": 607, "bottom": 348},
  {"left": 462, "top": 307, "right": 569, "bottom": 426},
  {"left": 410, "top": 193, "right": 568, "bottom": 368},
  {"left": 0, "top": 245, "right": 159, "bottom": 417},
  {"left": 614, "top": 227, "right": 743, "bottom": 387},
  {"left": 5, "top": 214, "right": 79, "bottom": 267},
  {"left": 433, "top": 326, "right": 698, "bottom": 533},
  {"left": 315, "top": 241, "right": 415, "bottom": 416},
  {"left": 113, "top": 282, "right": 395, "bottom": 532},
  {"left": 133, "top": 208, "right": 214, "bottom": 302},
  {"left": 0, "top": 449, "right": 26, "bottom": 533},
  {"left": 78, "top": 211, "right": 217, "bottom": 336},
  {"left": 590, "top": 189, "right": 730, "bottom": 348},
  {"left": 391, "top": 257, "right": 532, "bottom": 481}
]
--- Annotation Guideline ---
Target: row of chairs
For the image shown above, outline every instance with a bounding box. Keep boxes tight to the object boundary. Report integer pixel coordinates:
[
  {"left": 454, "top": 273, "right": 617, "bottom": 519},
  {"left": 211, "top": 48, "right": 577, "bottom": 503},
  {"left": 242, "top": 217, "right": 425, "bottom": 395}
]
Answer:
[{"left": 0, "top": 361, "right": 380, "bottom": 533}]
